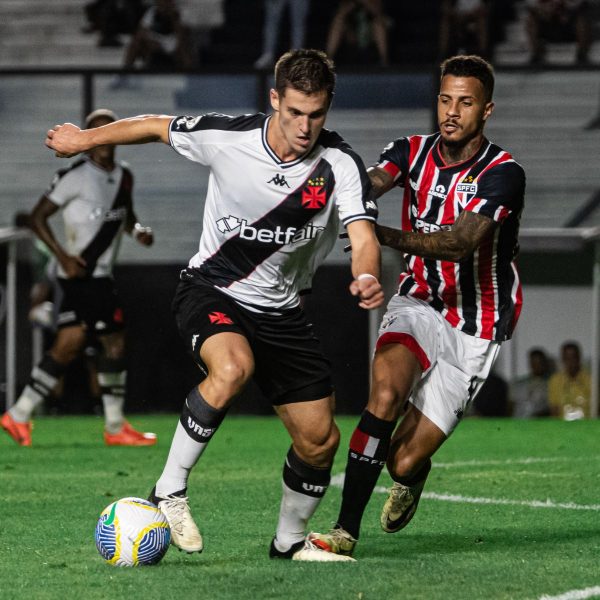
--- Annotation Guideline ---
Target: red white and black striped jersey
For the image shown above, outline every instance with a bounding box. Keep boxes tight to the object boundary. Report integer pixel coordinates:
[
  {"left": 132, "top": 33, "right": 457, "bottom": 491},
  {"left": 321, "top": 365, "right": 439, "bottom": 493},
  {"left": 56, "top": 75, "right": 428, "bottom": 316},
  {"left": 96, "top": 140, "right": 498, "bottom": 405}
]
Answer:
[
  {"left": 377, "top": 133, "right": 525, "bottom": 341},
  {"left": 169, "top": 113, "right": 377, "bottom": 313},
  {"left": 46, "top": 156, "right": 133, "bottom": 279}
]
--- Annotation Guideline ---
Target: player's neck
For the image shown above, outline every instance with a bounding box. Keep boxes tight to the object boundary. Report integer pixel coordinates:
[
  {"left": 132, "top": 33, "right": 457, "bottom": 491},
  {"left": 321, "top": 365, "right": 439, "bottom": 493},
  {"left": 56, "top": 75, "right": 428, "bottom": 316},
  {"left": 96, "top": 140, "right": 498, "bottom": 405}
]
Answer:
[
  {"left": 88, "top": 153, "right": 115, "bottom": 171},
  {"left": 439, "top": 135, "right": 484, "bottom": 167},
  {"left": 266, "top": 114, "right": 306, "bottom": 163}
]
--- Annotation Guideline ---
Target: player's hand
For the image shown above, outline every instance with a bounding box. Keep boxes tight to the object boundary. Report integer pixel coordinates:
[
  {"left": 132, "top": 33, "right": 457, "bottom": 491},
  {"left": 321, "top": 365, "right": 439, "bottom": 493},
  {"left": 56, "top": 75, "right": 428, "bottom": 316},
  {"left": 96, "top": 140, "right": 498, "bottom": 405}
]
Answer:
[
  {"left": 61, "top": 254, "right": 87, "bottom": 279},
  {"left": 349, "top": 274, "right": 384, "bottom": 310},
  {"left": 45, "top": 123, "right": 84, "bottom": 158},
  {"left": 133, "top": 224, "right": 154, "bottom": 246}
]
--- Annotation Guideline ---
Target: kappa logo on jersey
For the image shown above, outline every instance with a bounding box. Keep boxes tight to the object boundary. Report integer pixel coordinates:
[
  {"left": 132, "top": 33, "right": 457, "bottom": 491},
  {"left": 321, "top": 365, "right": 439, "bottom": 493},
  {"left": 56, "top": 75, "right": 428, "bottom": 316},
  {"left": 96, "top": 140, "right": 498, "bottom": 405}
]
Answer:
[
  {"left": 215, "top": 215, "right": 324, "bottom": 245},
  {"left": 366, "top": 200, "right": 377, "bottom": 211},
  {"left": 175, "top": 116, "right": 202, "bottom": 130},
  {"left": 208, "top": 311, "right": 233, "bottom": 325},
  {"left": 268, "top": 173, "right": 290, "bottom": 188},
  {"left": 455, "top": 176, "right": 478, "bottom": 207},
  {"left": 301, "top": 177, "right": 327, "bottom": 209}
]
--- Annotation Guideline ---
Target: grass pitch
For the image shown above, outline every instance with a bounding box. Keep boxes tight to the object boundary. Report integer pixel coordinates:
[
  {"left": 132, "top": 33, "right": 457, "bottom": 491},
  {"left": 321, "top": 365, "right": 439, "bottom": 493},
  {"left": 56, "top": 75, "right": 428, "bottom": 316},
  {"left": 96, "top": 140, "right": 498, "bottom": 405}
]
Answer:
[{"left": 1, "top": 415, "right": 599, "bottom": 600}]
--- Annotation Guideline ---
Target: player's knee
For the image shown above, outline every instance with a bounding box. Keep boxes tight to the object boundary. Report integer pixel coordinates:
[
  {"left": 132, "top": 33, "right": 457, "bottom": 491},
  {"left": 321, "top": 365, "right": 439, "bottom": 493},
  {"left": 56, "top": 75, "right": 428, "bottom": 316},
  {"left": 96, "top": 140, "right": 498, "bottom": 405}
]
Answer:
[
  {"left": 209, "top": 358, "right": 253, "bottom": 397},
  {"left": 52, "top": 326, "right": 86, "bottom": 359},
  {"left": 369, "top": 382, "right": 405, "bottom": 420},
  {"left": 297, "top": 422, "right": 339, "bottom": 465}
]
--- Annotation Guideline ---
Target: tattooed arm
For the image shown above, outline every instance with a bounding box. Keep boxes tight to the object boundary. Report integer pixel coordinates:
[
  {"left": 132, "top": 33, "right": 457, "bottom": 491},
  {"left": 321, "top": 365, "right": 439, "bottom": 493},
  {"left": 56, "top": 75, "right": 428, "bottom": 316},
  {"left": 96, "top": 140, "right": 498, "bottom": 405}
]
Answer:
[
  {"left": 376, "top": 210, "right": 496, "bottom": 262},
  {"left": 368, "top": 166, "right": 396, "bottom": 198},
  {"left": 367, "top": 165, "right": 496, "bottom": 262}
]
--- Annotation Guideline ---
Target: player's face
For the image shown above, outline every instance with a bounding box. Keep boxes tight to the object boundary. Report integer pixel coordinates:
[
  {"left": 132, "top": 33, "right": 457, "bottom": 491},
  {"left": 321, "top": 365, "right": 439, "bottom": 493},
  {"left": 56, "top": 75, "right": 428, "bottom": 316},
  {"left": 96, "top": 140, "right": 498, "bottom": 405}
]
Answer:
[
  {"left": 269, "top": 87, "right": 329, "bottom": 160},
  {"left": 437, "top": 75, "right": 494, "bottom": 147},
  {"left": 87, "top": 116, "right": 116, "bottom": 164}
]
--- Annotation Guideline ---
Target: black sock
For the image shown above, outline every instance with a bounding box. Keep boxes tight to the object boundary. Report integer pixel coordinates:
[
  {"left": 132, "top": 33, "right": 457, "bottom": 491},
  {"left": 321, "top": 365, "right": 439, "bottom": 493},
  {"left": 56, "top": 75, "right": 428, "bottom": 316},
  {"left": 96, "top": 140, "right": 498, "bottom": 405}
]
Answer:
[{"left": 337, "top": 410, "right": 396, "bottom": 539}]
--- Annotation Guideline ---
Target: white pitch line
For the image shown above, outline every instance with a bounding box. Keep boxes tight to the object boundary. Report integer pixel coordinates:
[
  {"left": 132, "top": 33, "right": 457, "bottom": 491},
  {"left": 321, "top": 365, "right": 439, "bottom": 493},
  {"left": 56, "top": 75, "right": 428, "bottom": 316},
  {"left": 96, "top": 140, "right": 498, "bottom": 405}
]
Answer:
[
  {"left": 433, "top": 456, "right": 599, "bottom": 469},
  {"left": 330, "top": 474, "right": 600, "bottom": 511},
  {"left": 538, "top": 586, "right": 600, "bottom": 600},
  {"left": 420, "top": 492, "right": 600, "bottom": 511}
]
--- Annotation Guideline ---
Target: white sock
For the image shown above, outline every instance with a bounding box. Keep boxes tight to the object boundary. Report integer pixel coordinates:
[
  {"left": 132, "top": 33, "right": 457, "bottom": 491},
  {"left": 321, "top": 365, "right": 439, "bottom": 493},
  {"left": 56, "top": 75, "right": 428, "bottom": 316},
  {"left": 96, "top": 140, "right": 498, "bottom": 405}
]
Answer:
[
  {"left": 102, "top": 394, "right": 125, "bottom": 434},
  {"left": 155, "top": 422, "right": 209, "bottom": 496},
  {"left": 10, "top": 385, "right": 45, "bottom": 422},
  {"left": 274, "top": 483, "right": 322, "bottom": 551}
]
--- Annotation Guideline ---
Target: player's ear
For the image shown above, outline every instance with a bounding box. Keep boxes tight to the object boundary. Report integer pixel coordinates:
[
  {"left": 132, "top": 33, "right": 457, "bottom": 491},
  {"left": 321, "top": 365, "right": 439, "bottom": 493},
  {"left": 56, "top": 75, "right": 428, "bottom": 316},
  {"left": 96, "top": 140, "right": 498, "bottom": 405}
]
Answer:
[
  {"left": 482, "top": 101, "right": 495, "bottom": 121},
  {"left": 270, "top": 88, "right": 280, "bottom": 112}
]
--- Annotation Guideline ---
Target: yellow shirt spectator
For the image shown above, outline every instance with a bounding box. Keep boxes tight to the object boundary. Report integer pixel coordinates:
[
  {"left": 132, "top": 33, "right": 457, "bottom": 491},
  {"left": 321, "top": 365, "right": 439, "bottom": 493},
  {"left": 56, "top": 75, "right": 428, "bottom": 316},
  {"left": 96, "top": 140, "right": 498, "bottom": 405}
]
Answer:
[{"left": 548, "top": 341, "right": 591, "bottom": 420}]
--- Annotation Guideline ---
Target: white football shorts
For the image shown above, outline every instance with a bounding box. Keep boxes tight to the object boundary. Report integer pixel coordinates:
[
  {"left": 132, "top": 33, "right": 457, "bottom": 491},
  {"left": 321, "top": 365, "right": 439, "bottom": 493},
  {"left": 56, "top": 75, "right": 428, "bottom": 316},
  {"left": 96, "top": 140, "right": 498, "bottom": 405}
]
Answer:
[{"left": 376, "top": 295, "right": 500, "bottom": 436}]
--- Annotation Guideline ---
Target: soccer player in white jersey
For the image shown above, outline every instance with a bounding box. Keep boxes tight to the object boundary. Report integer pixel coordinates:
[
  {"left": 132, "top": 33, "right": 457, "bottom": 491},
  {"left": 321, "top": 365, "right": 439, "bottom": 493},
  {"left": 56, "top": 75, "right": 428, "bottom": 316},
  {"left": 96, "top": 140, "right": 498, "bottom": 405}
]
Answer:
[
  {"left": 45, "top": 49, "right": 384, "bottom": 562},
  {"left": 311, "top": 55, "right": 526, "bottom": 557},
  {"left": 1, "top": 109, "right": 157, "bottom": 447}
]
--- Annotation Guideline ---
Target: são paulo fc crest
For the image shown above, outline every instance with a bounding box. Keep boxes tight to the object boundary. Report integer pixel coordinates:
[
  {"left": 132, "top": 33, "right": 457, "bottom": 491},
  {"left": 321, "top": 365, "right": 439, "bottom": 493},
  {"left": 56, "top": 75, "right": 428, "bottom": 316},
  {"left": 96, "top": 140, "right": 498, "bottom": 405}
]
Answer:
[
  {"left": 302, "top": 177, "right": 327, "bottom": 209},
  {"left": 455, "top": 175, "right": 478, "bottom": 207}
]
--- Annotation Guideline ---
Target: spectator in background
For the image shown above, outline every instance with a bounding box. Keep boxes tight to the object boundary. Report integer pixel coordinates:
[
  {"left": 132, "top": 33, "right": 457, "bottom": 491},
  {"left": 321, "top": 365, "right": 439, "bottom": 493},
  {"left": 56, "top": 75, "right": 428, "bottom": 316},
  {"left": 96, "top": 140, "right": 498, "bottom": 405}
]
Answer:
[
  {"left": 326, "top": 0, "right": 389, "bottom": 66},
  {"left": 526, "top": 0, "right": 592, "bottom": 65},
  {"left": 548, "top": 341, "right": 591, "bottom": 420},
  {"left": 439, "top": 0, "right": 491, "bottom": 59},
  {"left": 83, "top": 0, "right": 148, "bottom": 47},
  {"left": 177, "top": 0, "right": 225, "bottom": 64},
  {"left": 510, "top": 347, "right": 552, "bottom": 418},
  {"left": 119, "top": 0, "right": 195, "bottom": 71},
  {"left": 254, "top": 0, "right": 310, "bottom": 69}
]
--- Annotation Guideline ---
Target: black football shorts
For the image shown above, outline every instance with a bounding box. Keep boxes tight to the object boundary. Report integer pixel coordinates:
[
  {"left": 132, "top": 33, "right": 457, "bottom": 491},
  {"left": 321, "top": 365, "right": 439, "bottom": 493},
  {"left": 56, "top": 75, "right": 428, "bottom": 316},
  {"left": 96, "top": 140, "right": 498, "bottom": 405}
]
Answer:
[
  {"left": 57, "top": 277, "right": 125, "bottom": 334},
  {"left": 172, "top": 280, "right": 333, "bottom": 405}
]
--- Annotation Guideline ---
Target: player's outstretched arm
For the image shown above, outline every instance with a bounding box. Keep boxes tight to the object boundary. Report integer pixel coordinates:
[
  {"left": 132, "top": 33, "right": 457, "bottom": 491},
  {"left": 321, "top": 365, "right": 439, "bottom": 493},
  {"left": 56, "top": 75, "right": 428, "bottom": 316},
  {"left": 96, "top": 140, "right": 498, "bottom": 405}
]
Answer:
[
  {"left": 45, "top": 115, "right": 174, "bottom": 158},
  {"left": 376, "top": 210, "right": 496, "bottom": 262},
  {"left": 346, "top": 220, "right": 384, "bottom": 310}
]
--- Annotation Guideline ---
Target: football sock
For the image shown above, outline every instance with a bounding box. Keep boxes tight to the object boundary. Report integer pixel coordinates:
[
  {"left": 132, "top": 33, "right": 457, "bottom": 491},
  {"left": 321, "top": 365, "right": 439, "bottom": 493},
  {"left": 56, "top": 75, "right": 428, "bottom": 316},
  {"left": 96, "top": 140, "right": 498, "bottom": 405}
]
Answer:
[
  {"left": 9, "top": 354, "right": 65, "bottom": 422},
  {"left": 155, "top": 387, "right": 227, "bottom": 497},
  {"left": 392, "top": 458, "right": 432, "bottom": 487},
  {"left": 97, "top": 356, "right": 127, "bottom": 434},
  {"left": 273, "top": 446, "right": 331, "bottom": 552},
  {"left": 336, "top": 410, "right": 396, "bottom": 539}
]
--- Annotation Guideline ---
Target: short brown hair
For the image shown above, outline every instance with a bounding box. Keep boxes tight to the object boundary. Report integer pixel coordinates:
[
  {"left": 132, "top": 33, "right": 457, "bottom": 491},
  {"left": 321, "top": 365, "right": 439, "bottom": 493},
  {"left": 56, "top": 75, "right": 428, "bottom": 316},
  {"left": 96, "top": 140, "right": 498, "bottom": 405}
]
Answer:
[
  {"left": 274, "top": 49, "right": 336, "bottom": 103},
  {"left": 440, "top": 55, "right": 495, "bottom": 102}
]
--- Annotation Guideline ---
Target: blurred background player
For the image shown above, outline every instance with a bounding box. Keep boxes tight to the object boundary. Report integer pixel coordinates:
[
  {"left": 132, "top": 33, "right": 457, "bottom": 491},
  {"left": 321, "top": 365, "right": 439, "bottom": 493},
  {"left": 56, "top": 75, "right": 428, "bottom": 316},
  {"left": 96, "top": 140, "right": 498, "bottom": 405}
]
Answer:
[
  {"left": 311, "top": 55, "right": 525, "bottom": 557},
  {"left": 44, "top": 50, "right": 384, "bottom": 562},
  {"left": 1, "top": 108, "right": 156, "bottom": 448}
]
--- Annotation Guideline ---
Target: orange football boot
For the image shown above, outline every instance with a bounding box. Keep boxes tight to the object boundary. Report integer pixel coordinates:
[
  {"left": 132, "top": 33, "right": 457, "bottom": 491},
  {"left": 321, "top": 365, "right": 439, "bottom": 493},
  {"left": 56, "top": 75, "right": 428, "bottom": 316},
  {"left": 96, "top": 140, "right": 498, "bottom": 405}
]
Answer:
[
  {"left": 104, "top": 420, "right": 157, "bottom": 446},
  {"left": 1, "top": 412, "right": 32, "bottom": 446}
]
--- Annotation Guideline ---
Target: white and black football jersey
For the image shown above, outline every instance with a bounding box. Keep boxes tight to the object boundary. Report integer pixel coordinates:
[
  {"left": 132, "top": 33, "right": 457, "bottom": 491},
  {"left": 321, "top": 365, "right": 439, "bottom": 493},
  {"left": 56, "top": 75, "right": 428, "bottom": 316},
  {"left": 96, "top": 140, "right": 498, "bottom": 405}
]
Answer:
[
  {"left": 169, "top": 113, "right": 377, "bottom": 312},
  {"left": 46, "top": 156, "right": 133, "bottom": 279}
]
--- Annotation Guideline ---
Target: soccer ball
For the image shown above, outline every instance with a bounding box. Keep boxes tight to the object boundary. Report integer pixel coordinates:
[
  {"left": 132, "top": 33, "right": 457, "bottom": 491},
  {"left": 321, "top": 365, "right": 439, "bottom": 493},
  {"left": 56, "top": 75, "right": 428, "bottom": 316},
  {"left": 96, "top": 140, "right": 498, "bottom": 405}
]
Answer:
[{"left": 95, "top": 497, "right": 171, "bottom": 566}]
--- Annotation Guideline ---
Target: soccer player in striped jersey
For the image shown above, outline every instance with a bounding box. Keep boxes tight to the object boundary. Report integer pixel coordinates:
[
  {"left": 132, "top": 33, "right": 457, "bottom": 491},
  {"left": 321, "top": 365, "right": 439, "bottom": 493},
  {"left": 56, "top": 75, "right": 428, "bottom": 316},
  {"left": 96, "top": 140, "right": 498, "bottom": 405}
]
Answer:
[
  {"left": 311, "top": 55, "right": 526, "bottom": 557},
  {"left": 44, "top": 49, "right": 384, "bottom": 562},
  {"left": 1, "top": 109, "right": 157, "bottom": 448}
]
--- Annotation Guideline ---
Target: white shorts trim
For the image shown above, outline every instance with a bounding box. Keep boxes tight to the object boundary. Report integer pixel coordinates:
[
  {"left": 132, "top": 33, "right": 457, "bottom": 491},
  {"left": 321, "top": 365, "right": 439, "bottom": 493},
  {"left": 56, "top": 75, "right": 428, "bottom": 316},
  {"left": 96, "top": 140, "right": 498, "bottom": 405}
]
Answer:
[{"left": 377, "top": 295, "right": 501, "bottom": 436}]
